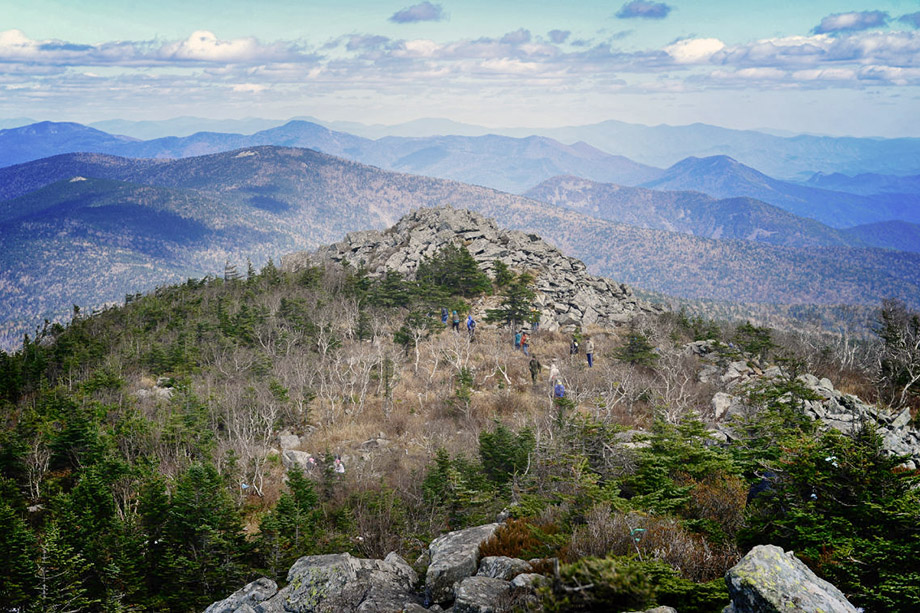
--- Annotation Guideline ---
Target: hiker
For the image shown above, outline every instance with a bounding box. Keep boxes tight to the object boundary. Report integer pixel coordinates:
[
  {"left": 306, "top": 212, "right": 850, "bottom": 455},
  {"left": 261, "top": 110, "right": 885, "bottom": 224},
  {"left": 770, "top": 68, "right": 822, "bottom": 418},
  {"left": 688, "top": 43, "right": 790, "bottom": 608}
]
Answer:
[
  {"left": 521, "top": 331, "right": 530, "bottom": 356},
  {"left": 530, "top": 308, "right": 541, "bottom": 332},
  {"left": 553, "top": 380, "right": 565, "bottom": 398},
  {"left": 585, "top": 337, "right": 595, "bottom": 368},
  {"left": 570, "top": 337, "right": 579, "bottom": 355},
  {"left": 529, "top": 355, "right": 541, "bottom": 384},
  {"left": 451, "top": 310, "right": 460, "bottom": 332},
  {"left": 334, "top": 456, "right": 346, "bottom": 474},
  {"left": 467, "top": 314, "right": 476, "bottom": 339},
  {"left": 441, "top": 307, "right": 448, "bottom": 325},
  {"left": 514, "top": 330, "right": 522, "bottom": 350},
  {"left": 548, "top": 359, "right": 560, "bottom": 382}
]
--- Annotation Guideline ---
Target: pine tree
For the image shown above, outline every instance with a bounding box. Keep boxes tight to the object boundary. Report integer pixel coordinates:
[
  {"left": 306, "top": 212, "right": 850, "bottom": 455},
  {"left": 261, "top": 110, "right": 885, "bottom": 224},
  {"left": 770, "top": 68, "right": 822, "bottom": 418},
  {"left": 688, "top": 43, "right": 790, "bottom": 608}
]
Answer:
[
  {"left": 34, "top": 522, "right": 99, "bottom": 613},
  {"left": 416, "top": 244, "right": 491, "bottom": 297},
  {"left": 485, "top": 272, "right": 535, "bottom": 330},
  {"left": 0, "top": 500, "right": 37, "bottom": 609}
]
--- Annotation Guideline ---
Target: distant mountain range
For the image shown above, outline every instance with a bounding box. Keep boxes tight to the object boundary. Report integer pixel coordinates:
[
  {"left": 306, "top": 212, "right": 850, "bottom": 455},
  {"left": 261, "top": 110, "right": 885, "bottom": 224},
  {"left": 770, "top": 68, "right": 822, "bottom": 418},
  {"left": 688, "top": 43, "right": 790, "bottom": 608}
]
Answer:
[
  {"left": 526, "top": 175, "right": 920, "bottom": 253},
  {"left": 0, "top": 121, "right": 661, "bottom": 193},
  {"left": 803, "top": 171, "right": 920, "bottom": 196},
  {"left": 3, "top": 145, "right": 920, "bottom": 349},
  {"left": 637, "top": 155, "right": 920, "bottom": 228},
  {"left": 64, "top": 115, "right": 920, "bottom": 180},
  {"left": 5, "top": 120, "right": 920, "bottom": 228}
]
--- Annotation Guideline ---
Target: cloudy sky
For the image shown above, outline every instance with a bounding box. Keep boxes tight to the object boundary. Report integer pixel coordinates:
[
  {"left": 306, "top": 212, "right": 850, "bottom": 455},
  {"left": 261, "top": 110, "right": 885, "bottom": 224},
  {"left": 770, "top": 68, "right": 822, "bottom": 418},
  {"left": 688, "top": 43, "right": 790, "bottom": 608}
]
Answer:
[{"left": 2, "top": 0, "right": 920, "bottom": 136}]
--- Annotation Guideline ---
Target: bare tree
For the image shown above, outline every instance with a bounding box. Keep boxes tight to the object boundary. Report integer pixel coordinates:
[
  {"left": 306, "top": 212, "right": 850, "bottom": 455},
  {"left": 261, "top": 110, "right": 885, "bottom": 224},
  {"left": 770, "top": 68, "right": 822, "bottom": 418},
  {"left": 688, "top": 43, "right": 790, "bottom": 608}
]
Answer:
[{"left": 874, "top": 299, "right": 920, "bottom": 409}]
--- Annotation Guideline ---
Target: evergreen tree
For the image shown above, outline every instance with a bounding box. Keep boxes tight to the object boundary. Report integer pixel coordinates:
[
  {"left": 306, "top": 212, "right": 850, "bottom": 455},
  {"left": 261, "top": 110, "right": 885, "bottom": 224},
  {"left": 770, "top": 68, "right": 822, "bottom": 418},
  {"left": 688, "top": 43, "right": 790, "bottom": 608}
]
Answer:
[
  {"left": 160, "top": 463, "right": 247, "bottom": 609},
  {"left": 0, "top": 499, "right": 37, "bottom": 609},
  {"left": 416, "top": 244, "right": 491, "bottom": 297},
  {"left": 614, "top": 327, "right": 658, "bottom": 366},
  {"left": 257, "top": 468, "right": 319, "bottom": 578},
  {"left": 485, "top": 272, "right": 535, "bottom": 330},
  {"left": 34, "top": 522, "right": 99, "bottom": 613},
  {"left": 491, "top": 260, "right": 514, "bottom": 287}
]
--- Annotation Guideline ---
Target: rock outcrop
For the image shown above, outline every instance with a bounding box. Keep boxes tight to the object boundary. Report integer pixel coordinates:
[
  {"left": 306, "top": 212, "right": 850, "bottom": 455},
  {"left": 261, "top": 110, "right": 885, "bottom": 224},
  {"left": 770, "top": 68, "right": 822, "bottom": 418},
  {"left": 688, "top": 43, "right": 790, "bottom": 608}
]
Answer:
[
  {"left": 241, "top": 552, "right": 419, "bottom": 613},
  {"left": 281, "top": 206, "right": 657, "bottom": 331},
  {"left": 687, "top": 340, "right": 920, "bottom": 467},
  {"left": 205, "top": 524, "right": 864, "bottom": 613},
  {"left": 725, "top": 545, "right": 859, "bottom": 613},
  {"left": 203, "top": 578, "right": 278, "bottom": 613},
  {"left": 426, "top": 523, "right": 500, "bottom": 605}
]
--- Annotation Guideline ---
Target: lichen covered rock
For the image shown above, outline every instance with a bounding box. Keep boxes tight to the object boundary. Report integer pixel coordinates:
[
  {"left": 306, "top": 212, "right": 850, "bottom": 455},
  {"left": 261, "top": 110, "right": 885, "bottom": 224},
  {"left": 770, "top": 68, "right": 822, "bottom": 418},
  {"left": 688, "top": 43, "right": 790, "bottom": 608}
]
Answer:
[
  {"left": 725, "top": 545, "right": 859, "bottom": 613},
  {"left": 426, "top": 522, "right": 500, "bottom": 605}
]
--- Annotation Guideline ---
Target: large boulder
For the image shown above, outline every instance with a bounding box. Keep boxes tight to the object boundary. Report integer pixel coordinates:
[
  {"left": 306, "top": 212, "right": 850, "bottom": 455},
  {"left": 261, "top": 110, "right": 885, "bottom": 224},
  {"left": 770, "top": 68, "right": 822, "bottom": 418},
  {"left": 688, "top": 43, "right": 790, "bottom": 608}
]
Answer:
[
  {"left": 725, "top": 545, "right": 859, "bottom": 613},
  {"left": 452, "top": 576, "right": 513, "bottom": 613},
  {"left": 257, "top": 552, "right": 418, "bottom": 613},
  {"left": 476, "top": 556, "right": 532, "bottom": 581},
  {"left": 426, "top": 523, "right": 500, "bottom": 605},
  {"left": 204, "top": 577, "right": 278, "bottom": 613}
]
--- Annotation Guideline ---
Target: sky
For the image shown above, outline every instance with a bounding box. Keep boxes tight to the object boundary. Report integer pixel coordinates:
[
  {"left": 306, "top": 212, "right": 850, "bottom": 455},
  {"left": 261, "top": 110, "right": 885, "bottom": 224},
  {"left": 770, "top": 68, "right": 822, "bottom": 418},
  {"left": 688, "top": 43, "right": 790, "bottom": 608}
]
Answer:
[{"left": 1, "top": 0, "right": 919, "bottom": 136}]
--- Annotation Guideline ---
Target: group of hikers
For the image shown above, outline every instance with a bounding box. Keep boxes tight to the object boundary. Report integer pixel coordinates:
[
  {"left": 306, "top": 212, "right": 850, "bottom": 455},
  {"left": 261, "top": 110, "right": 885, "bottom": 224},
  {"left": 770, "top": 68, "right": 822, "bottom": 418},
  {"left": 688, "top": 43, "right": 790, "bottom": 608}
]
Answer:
[
  {"left": 525, "top": 333, "right": 596, "bottom": 400},
  {"left": 436, "top": 305, "right": 599, "bottom": 397},
  {"left": 302, "top": 454, "right": 346, "bottom": 474},
  {"left": 441, "top": 307, "right": 477, "bottom": 339}
]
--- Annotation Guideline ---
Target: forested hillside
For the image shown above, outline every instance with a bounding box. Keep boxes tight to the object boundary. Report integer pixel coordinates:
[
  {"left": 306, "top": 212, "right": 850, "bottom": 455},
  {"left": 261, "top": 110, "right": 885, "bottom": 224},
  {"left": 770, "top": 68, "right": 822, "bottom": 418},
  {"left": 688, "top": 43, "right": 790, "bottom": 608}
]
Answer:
[
  {"left": 4, "top": 147, "right": 920, "bottom": 352},
  {"left": 1, "top": 221, "right": 918, "bottom": 611}
]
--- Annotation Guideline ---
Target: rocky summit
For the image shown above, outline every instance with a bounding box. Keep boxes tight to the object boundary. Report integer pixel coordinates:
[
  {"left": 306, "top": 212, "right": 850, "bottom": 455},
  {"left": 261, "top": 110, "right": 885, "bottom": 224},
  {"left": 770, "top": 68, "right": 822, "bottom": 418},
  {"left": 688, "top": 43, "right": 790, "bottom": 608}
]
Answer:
[{"left": 281, "top": 206, "right": 658, "bottom": 331}]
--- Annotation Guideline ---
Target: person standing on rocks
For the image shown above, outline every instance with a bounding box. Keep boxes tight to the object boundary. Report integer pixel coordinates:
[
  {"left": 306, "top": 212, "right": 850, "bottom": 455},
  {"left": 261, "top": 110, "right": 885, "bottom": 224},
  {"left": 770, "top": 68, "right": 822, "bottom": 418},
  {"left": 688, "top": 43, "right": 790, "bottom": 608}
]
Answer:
[
  {"left": 451, "top": 310, "right": 460, "bottom": 332},
  {"left": 529, "top": 355, "right": 542, "bottom": 384},
  {"left": 585, "top": 337, "right": 595, "bottom": 368}
]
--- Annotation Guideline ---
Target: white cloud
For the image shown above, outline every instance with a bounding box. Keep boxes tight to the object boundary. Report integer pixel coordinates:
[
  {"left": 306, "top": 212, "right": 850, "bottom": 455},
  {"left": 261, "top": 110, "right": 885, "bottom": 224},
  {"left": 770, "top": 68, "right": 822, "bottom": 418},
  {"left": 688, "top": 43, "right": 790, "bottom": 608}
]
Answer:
[
  {"left": 231, "top": 83, "right": 267, "bottom": 93},
  {"left": 814, "top": 11, "right": 888, "bottom": 34},
  {"left": 479, "top": 58, "right": 540, "bottom": 74},
  {"left": 159, "top": 31, "right": 290, "bottom": 63},
  {"left": 664, "top": 38, "right": 725, "bottom": 64},
  {"left": 394, "top": 39, "right": 441, "bottom": 58}
]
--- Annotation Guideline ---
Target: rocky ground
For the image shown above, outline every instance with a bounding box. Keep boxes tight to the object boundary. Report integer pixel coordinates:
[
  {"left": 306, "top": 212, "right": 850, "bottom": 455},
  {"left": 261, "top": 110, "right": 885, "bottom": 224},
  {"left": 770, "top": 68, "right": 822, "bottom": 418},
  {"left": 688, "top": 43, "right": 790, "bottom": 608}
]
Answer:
[
  {"left": 281, "top": 206, "right": 659, "bottom": 332},
  {"left": 205, "top": 523, "right": 859, "bottom": 613}
]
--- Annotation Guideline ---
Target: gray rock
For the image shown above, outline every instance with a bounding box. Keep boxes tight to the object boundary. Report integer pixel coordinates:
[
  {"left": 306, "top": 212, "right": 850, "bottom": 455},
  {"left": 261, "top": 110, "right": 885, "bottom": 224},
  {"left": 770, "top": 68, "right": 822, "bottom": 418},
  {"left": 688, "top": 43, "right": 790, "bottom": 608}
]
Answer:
[
  {"left": 725, "top": 545, "right": 859, "bottom": 613},
  {"left": 712, "top": 392, "right": 735, "bottom": 420},
  {"left": 509, "top": 573, "right": 546, "bottom": 590},
  {"left": 279, "top": 430, "right": 301, "bottom": 450},
  {"left": 205, "top": 577, "right": 278, "bottom": 613},
  {"left": 258, "top": 552, "right": 418, "bottom": 613},
  {"left": 452, "top": 576, "right": 512, "bottom": 613},
  {"left": 427, "top": 523, "right": 500, "bottom": 605},
  {"left": 476, "top": 556, "right": 531, "bottom": 581},
  {"left": 891, "top": 408, "right": 912, "bottom": 429},
  {"left": 282, "top": 207, "right": 657, "bottom": 332},
  {"left": 281, "top": 449, "right": 314, "bottom": 472}
]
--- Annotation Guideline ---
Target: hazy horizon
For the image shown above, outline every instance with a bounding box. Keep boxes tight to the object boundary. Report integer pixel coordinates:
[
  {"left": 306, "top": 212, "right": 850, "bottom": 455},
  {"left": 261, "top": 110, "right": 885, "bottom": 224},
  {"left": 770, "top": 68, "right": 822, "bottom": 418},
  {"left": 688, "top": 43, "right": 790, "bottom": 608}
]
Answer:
[{"left": 2, "top": 1, "right": 920, "bottom": 138}]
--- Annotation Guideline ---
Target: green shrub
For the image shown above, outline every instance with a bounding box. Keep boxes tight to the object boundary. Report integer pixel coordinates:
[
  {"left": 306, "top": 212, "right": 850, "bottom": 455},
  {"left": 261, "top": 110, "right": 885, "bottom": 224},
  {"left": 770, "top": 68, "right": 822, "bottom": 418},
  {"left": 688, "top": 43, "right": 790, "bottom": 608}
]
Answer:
[
  {"left": 542, "top": 556, "right": 729, "bottom": 613},
  {"left": 479, "top": 423, "right": 535, "bottom": 485}
]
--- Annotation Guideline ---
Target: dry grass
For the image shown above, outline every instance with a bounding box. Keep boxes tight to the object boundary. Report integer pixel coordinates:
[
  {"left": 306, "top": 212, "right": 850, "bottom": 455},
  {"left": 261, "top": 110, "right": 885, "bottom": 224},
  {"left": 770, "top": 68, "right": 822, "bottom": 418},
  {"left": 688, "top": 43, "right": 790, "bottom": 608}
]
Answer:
[{"left": 567, "top": 505, "right": 739, "bottom": 582}]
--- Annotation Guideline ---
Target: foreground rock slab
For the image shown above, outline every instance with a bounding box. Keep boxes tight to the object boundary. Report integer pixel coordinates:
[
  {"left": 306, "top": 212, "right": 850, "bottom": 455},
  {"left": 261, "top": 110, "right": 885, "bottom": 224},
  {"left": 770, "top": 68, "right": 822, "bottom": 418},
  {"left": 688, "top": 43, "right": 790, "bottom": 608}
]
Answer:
[
  {"left": 204, "top": 577, "right": 278, "bottom": 613},
  {"left": 251, "top": 552, "right": 418, "bottom": 613},
  {"left": 426, "top": 522, "right": 500, "bottom": 605},
  {"left": 725, "top": 545, "right": 859, "bottom": 613}
]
